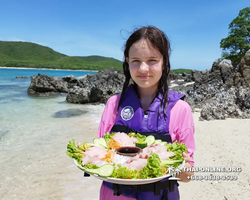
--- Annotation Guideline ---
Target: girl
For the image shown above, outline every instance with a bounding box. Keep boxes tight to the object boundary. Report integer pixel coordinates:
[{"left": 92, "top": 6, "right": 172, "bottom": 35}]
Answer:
[{"left": 97, "top": 26, "right": 195, "bottom": 200}]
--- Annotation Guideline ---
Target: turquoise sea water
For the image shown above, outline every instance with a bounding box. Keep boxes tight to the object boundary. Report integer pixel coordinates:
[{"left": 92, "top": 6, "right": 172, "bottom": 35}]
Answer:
[
  {"left": 0, "top": 68, "right": 104, "bottom": 200},
  {"left": 0, "top": 68, "right": 97, "bottom": 137}
]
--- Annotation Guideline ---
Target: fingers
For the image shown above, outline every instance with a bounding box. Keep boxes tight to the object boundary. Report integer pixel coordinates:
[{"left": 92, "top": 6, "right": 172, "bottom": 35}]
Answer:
[
  {"left": 77, "top": 142, "right": 82, "bottom": 147},
  {"left": 182, "top": 152, "right": 191, "bottom": 163}
]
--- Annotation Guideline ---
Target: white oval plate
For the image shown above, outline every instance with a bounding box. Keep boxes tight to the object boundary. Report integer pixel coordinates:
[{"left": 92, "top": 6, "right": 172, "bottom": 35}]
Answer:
[{"left": 74, "top": 159, "right": 185, "bottom": 185}]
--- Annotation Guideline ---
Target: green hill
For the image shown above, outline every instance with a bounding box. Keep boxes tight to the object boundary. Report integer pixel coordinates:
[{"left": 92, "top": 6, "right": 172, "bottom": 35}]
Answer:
[
  {"left": 171, "top": 68, "right": 192, "bottom": 74},
  {"left": 0, "top": 41, "right": 122, "bottom": 70}
]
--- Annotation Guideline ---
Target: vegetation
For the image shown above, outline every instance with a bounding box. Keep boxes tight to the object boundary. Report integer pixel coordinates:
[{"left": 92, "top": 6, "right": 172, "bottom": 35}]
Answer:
[
  {"left": 0, "top": 41, "right": 122, "bottom": 70},
  {"left": 171, "top": 68, "right": 192, "bottom": 74},
  {"left": 0, "top": 41, "right": 192, "bottom": 73},
  {"left": 220, "top": 7, "right": 250, "bottom": 66}
]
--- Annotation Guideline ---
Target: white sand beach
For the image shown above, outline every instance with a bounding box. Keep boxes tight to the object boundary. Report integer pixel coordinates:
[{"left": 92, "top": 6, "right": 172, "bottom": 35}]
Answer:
[
  {"left": 179, "top": 112, "right": 250, "bottom": 200},
  {"left": 1, "top": 105, "right": 250, "bottom": 200}
]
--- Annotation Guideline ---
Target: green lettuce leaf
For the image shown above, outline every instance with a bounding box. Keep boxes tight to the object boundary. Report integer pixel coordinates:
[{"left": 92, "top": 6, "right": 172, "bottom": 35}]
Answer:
[
  {"left": 112, "top": 164, "right": 139, "bottom": 179},
  {"left": 163, "top": 140, "right": 188, "bottom": 167},
  {"left": 66, "top": 139, "right": 84, "bottom": 165},
  {"left": 128, "top": 132, "right": 146, "bottom": 141},
  {"left": 85, "top": 163, "right": 99, "bottom": 169},
  {"left": 139, "top": 153, "right": 164, "bottom": 179},
  {"left": 104, "top": 132, "right": 116, "bottom": 144},
  {"left": 66, "top": 140, "right": 92, "bottom": 165}
]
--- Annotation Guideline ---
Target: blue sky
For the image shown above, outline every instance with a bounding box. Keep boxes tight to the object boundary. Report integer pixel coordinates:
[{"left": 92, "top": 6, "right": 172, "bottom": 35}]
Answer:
[{"left": 0, "top": 0, "right": 249, "bottom": 70}]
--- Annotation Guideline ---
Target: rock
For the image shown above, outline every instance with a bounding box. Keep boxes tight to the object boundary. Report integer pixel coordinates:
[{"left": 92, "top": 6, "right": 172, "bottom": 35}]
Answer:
[
  {"left": 168, "top": 72, "right": 182, "bottom": 80},
  {"left": 235, "top": 87, "right": 250, "bottom": 110},
  {"left": 219, "top": 60, "right": 234, "bottom": 86},
  {"left": 66, "top": 86, "right": 90, "bottom": 104},
  {"left": 27, "top": 73, "right": 69, "bottom": 96},
  {"left": 171, "top": 52, "right": 250, "bottom": 120},
  {"left": 191, "top": 70, "right": 202, "bottom": 83},
  {"left": 218, "top": 59, "right": 233, "bottom": 68},
  {"left": 201, "top": 69, "right": 209, "bottom": 74},
  {"left": 200, "top": 87, "right": 250, "bottom": 120},
  {"left": 16, "top": 76, "right": 28, "bottom": 79},
  {"left": 211, "top": 61, "right": 220, "bottom": 72},
  {"left": 239, "top": 49, "right": 250, "bottom": 87},
  {"left": 66, "top": 68, "right": 125, "bottom": 104},
  {"left": 234, "top": 72, "right": 244, "bottom": 86}
]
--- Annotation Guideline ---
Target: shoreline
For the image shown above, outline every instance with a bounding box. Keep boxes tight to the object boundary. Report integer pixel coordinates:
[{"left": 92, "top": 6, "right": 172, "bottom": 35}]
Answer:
[
  {"left": 1, "top": 94, "right": 250, "bottom": 200},
  {"left": 0, "top": 66, "right": 98, "bottom": 72}
]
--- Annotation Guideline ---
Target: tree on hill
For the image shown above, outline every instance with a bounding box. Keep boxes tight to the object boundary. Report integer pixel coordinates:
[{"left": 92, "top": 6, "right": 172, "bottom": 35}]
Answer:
[{"left": 220, "top": 7, "right": 250, "bottom": 66}]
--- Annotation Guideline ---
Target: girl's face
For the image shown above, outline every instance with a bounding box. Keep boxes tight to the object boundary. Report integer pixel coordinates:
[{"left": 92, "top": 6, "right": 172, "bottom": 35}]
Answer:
[{"left": 126, "top": 39, "right": 163, "bottom": 92}]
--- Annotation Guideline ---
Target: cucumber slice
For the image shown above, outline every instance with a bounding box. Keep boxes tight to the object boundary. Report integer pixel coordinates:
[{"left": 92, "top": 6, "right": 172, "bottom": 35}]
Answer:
[
  {"left": 93, "top": 138, "right": 107, "bottom": 148},
  {"left": 145, "top": 135, "right": 155, "bottom": 146},
  {"left": 77, "top": 165, "right": 87, "bottom": 171},
  {"left": 136, "top": 141, "right": 147, "bottom": 149},
  {"left": 96, "top": 165, "right": 114, "bottom": 177},
  {"left": 83, "top": 164, "right": 114, "bottom": 177},
  {"left": 154, "top": 139, "right": 162, "bottom": 144}
]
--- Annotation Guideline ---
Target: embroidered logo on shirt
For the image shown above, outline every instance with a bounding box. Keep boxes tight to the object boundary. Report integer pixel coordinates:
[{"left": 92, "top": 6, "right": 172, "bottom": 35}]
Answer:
[{"left": 121, "top": 106, "right": 134, "bottom": 121}]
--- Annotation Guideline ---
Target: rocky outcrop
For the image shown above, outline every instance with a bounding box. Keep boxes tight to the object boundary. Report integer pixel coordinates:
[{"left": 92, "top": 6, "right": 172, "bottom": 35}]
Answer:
[
  {"left": 16, "top": 76, "right": 28, "bottom": 79},
  {"left": 171, "top": 50, "right": 250, "bottom": 120},
  {"left": 27, "top": 69, "right": 125, "bottom": 102},
  {"left": 66, "top": 68, "right": 125, "bottom": 104},
  {"left": 200, "top": 87, "right": 250, "bottom": 120},
  {"left": 27, "top": 50, "right": 250, "bottom": 120},
  {"left": 239, "top": 49, "right": 250, "bottom": 86},
  {"left": 27, "top": 73, "right": 70, "bottom": 96}
]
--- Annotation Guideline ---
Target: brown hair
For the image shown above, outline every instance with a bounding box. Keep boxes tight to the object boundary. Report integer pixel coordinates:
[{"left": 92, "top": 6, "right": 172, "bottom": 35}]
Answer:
[{"left": 118, "top": 26, "right": 171, "bottom": 115}]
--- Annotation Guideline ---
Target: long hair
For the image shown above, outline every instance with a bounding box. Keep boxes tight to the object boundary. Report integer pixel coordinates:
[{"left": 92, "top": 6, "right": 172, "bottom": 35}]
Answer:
[{"left": 118, "top": 26, "right": 171, "bottom": 115}]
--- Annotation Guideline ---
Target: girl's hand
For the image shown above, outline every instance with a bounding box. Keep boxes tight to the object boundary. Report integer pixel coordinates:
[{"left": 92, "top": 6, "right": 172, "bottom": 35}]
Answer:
[
  {"left": 77, "top": 142, "right": 82, "bottom": 147},
  {"left": 182, "top": 152, "right": 191, "bottom": 163},
  {"left": 176, "top": 152, "right": 193, "bottom": 182}
]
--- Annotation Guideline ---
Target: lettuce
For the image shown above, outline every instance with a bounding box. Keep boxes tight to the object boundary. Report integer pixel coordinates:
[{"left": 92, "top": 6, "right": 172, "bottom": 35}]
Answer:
[
  {"left": 112, "top": 164, "right": 139, "bottom": 179},
  {"left": 128, "top": 132, "right": 146, "bottom": 141},
  {"left": 78, "top": 142, "right": 92, "bottom": 152},
  {"left": 139, "top": 153, "right": 165, "bottom": 179},
  {"left": 85, "top": 163, "right": 99, "bottom": 169},
  {"left": 66, "top": 139, "right": 84, "bottom": 165},
  {"left": 104, "top": 132, "right": 116, "bottom": 144},
  {"left": 112, "top": 153, "right": 165, "bottom": 179},
  {"left": 163, "top": 140, "right": 188, "bottom": 167}
]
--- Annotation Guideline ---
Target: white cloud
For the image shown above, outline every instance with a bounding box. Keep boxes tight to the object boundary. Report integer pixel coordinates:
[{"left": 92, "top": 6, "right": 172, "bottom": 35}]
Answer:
[{"left": 0, "top": 36, "right": 23, "bottom": 41}]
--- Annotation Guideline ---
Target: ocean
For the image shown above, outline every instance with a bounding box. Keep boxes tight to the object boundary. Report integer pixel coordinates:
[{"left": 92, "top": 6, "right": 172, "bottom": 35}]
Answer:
[
  {"left": 0, "top": 68, "right": 105, "bottom": 200},
  {"left": 0, "top": 68, "right": 98, "bottom": 139}
]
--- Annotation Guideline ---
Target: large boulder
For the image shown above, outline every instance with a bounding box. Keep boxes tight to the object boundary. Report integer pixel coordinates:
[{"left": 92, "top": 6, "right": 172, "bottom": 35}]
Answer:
[
  {"left": 239, "top": 49, "right": 250, "bottom": 87},
  {"left": 210, "top": 59, "right": 234, "bottom": 87},
  {"left": 66, "top": 68, "right": 125, "bottom": 104},
  {"left": 218, "top": 59, "right": 234, "bottom": 87},
  {"left": 27, "top": 69, "right": 125, "bottom": 102},
  {"left": 191, "top": 70, "right": 202, "bottom": 83},
  {"left": 27, "top": 73, "right": 70, "bottom": 96}
]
